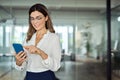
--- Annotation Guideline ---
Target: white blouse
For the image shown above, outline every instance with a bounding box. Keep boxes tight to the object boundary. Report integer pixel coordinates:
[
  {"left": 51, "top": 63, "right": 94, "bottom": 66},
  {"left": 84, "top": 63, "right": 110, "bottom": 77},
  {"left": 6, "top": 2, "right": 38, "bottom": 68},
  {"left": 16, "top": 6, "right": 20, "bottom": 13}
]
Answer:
[{"left": 15, "top": 31, "right": 61, "bottom": 72}]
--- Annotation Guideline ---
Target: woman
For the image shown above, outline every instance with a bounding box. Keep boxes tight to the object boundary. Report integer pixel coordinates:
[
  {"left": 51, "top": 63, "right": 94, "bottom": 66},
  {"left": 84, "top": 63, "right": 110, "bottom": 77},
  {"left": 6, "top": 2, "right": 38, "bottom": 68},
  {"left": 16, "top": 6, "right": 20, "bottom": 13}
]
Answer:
[{"left": 14, "top": 3, "right": 61, "bottom": 80}]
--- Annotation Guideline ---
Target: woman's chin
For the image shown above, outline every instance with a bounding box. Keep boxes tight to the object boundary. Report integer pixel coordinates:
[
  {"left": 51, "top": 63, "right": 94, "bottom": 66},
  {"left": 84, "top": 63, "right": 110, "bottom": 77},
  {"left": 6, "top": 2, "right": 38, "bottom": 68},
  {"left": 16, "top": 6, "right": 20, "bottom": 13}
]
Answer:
[
  {"left": 35, "top": 28, "right": 42, "bottom": 31},
  {"left": 34, "top": 27, "right": 39, "bottom": 30}
]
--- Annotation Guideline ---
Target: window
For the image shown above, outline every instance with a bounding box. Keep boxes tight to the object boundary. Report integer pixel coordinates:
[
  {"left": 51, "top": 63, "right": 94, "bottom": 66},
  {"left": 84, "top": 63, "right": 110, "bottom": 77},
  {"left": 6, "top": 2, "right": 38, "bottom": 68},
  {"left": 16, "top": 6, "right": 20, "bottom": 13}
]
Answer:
[
  {"left": 54, "top": 25, "right": 74, "bottom": 55},
  {"left": 6, "top": 26, "right": 11, "bottom": 47},
  {"left": 13, "top": 25, "right": 28, "bottom": 43},
  {"left": 0, "top": 26, "right": 3, "bottom": 47}
]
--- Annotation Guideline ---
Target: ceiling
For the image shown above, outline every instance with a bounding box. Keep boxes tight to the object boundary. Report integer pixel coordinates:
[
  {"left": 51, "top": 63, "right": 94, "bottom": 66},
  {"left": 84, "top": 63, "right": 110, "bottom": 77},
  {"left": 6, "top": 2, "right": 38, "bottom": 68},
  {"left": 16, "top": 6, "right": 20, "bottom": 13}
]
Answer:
[
  {"left": 0, "top": 0, "right": 119, "bottom": 12},
  {"left": 0, "top": 0, "right": 120, "bottom": 23}
]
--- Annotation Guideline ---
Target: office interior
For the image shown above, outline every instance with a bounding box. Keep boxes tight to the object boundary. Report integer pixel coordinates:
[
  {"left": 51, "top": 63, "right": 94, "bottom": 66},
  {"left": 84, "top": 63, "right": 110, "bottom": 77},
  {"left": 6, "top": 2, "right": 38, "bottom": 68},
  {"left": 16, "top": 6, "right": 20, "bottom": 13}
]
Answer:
[{"left": 0, "top": 0, "right": 120, "bottom": 80}]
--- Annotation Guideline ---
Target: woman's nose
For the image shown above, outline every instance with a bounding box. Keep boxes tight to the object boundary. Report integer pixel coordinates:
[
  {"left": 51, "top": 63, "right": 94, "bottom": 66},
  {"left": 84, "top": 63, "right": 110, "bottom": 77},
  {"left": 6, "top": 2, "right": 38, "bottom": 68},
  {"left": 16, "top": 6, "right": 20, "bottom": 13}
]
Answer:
[{"left": 33, "top": 19, "right": 38, "bottom": 24}]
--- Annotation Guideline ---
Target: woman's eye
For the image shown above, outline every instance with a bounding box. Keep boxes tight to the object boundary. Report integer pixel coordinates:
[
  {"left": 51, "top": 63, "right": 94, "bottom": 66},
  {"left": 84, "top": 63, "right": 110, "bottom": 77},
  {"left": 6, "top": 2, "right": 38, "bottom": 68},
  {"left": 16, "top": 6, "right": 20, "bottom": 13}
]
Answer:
[
  {"left": 30, "top": 16, "right": 43, "bottom": 21},
  {"left": 30, "top": 17, "right": 34, "bottom": 21},
  {"left": 36, "top": 16, "right": 42, "bottom": 20}
]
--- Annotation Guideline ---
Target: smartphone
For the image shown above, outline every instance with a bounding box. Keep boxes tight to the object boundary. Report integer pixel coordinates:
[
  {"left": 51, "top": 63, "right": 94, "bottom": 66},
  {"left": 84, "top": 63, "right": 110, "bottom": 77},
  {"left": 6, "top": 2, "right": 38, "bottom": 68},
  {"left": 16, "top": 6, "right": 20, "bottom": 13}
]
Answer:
[{"left": 12, "top": 43, "right": 24, "bottom": 54}]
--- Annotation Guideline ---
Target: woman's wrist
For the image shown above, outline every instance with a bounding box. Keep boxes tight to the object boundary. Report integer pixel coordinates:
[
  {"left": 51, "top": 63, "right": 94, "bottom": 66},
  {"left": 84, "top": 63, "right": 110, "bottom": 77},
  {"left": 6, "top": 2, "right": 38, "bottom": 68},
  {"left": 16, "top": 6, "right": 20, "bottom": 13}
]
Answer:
[
  {"left": 36, "top": 48, "right": 42, "bottom": 55},
  {"left": 36, "top": 48, "right": 48, "bottom": 60},
  {"left": 16, "top": 61, "right": 22, "bottom": 66}
]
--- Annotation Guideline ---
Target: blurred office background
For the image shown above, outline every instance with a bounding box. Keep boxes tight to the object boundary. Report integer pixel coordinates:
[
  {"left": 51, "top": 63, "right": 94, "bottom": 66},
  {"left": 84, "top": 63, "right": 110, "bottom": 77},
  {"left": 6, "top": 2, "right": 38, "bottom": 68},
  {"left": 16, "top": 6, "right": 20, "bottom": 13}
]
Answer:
[{"left": 0, "top": 0, "right": 120, "bottom": 80}]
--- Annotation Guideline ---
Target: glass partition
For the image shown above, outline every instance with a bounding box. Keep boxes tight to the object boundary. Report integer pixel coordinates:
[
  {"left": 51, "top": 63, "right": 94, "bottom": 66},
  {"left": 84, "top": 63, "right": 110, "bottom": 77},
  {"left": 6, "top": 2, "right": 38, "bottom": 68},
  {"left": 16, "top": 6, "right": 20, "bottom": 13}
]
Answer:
[
  {"left": 0, "top": 0, "right": 112, "bottom": 80},
  {"left": 111, "top": 0, "right": 120, "bottom": 79}
]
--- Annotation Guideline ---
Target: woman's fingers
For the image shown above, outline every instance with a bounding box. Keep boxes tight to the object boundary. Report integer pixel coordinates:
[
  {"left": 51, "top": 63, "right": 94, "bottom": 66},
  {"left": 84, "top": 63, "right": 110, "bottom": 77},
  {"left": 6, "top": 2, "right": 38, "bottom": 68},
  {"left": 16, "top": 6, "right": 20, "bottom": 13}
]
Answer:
[
  {"left": 24, "top": 46, "right": 30, "bottom": 50},
  {"left": 14, "top": 51, "right": 27, "bottom": 66},
  {"left": 24, "top": 45, "right": 38, "bottom": 53},
  {"left": 19, "top": 52, "right": 26, "bottom": 58},
  {"left": 15, "top": 51, "right": 27, "bottom": 61}
]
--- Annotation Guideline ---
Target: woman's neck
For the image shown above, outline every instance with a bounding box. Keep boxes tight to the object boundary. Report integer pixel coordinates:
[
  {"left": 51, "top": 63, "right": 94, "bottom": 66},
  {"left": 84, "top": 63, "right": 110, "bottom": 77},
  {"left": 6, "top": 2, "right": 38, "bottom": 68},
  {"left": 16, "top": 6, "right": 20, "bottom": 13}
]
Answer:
[
  {"left": 36, "top": 28, "right": 47, "bottom": 36},
  {"left": 35, "top": 28, "right": 47, "bottom": 46}
]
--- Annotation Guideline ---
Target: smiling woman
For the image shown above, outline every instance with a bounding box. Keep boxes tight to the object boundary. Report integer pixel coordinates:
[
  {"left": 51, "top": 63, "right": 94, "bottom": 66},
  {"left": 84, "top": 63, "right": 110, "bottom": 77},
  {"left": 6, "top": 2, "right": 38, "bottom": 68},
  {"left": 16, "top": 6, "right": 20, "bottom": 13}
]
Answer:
[
  {"left": 14, "top": 3, "right": 61, "bottom": 80},
  {"left": 30, "top": 11, "right": 48, "bottom": 31},
  {"left": 30, "top": 10, "right": 48, "bottom": 46}
]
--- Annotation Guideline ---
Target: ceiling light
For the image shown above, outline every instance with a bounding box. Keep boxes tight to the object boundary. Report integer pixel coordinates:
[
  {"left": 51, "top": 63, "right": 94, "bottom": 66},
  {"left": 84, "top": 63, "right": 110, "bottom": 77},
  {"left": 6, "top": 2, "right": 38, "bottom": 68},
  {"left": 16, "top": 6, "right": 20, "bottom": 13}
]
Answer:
[{"left": 117, "top": 16, "right": 120, "bottom": 22}]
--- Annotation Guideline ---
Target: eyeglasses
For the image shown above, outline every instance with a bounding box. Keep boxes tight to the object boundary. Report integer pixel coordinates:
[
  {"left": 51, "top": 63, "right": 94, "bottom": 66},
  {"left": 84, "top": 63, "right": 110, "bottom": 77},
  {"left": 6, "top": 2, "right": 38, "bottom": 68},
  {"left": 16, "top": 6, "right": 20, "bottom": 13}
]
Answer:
[{"left": 30, "top": 16, "right": 44, "bottom": 21}]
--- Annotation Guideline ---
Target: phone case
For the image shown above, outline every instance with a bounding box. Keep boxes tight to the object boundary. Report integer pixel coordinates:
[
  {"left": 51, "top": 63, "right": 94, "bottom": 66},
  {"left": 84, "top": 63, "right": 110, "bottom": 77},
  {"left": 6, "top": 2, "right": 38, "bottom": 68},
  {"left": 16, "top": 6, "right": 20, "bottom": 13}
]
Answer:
[{"left": 12, "top": 43, "right": 24, "bottom": 53}]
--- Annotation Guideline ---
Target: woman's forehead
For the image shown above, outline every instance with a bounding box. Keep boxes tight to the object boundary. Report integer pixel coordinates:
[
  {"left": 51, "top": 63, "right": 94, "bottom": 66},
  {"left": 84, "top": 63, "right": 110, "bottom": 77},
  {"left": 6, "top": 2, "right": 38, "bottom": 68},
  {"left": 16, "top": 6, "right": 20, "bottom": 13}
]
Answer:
[{"left": 30, "top": 11, "right": 43, "bottom": 17}]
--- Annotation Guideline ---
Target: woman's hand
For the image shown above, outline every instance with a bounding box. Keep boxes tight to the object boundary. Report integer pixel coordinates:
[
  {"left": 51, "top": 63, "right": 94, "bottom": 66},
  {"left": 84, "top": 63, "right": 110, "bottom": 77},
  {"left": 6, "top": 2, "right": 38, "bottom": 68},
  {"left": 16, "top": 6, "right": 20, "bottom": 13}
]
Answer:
[
  {"left": 14, "top": 51, "right": 27, "bottom": 66},
  {"left": 24, "top": 45, "right": 40, "bottom": 54},
  {"left": 24, "top": 45, "right": 48, "bottom": 60}
]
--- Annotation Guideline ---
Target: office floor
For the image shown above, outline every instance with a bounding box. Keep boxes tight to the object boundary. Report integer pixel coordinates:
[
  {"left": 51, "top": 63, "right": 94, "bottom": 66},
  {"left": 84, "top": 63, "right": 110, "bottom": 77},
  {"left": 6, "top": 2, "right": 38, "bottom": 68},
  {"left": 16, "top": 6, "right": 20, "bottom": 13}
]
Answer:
[{"left": 0, "top": 56, "right": 120, "bottom": 80}]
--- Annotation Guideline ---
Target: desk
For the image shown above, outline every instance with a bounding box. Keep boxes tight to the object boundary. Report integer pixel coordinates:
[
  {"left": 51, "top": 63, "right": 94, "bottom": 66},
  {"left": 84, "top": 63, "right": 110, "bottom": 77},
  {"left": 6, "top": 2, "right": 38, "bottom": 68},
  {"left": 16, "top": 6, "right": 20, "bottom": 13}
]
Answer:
[
  {"left": 111, "top": 50, "right": 120, "bottom": 77},
  {"left": 111, "top": 50, "right": 120, "bottom": 53}
]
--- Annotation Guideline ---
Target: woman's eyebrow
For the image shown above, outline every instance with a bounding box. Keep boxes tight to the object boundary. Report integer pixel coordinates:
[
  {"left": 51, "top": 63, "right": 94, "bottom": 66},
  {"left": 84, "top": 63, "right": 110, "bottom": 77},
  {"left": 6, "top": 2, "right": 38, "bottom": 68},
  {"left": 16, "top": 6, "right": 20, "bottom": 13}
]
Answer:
[{"left": 30, "top": 15, "right": 43, "bottom": 18}]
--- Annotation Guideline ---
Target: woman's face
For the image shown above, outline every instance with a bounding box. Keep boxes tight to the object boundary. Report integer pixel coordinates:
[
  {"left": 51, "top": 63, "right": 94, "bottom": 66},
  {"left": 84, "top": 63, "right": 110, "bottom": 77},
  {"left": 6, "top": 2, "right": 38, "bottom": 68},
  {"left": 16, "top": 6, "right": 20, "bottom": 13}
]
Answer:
[{"left": 30, "top": 11, "right": 48, "bottom": 31}]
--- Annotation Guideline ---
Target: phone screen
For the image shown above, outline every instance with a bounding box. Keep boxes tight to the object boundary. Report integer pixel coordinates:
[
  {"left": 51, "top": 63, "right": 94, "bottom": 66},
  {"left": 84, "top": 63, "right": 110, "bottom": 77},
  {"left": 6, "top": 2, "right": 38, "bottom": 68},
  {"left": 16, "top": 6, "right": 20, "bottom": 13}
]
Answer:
[{"left": 12, "top": 43, "right": 24, "bottom": 54}]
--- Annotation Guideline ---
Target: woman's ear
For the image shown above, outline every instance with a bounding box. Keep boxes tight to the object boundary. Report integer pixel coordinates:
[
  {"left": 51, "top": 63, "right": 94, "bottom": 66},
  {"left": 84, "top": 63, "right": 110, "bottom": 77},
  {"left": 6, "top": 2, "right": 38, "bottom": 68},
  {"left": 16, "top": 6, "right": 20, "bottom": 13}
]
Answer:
[{"left": 45, "top": 16, "right": 48, "bottom": 21}]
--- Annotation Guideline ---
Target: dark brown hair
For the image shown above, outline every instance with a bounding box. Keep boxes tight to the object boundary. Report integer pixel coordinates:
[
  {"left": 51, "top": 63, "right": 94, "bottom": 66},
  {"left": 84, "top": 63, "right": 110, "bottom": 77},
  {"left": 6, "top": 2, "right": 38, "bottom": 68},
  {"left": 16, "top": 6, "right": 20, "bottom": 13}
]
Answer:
[{"left": 26, "top": 3, "right": 55, "bottom": 42}]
